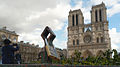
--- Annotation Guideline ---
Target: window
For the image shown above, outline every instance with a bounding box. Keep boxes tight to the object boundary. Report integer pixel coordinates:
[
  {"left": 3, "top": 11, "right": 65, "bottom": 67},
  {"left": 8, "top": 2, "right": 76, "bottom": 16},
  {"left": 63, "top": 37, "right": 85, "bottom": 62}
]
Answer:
[
  {"left": 101, "top": 37, "right": 104, "bottom": 43},
  {"left": 100, "top": 24, "right": 103, "bottom": 30},
  {"left": 83, "top": 28, "right": 84, "bottom": 32},
  {"left": 13, "top": 37, "right": 17, "bottom": 42},
  {"left": 77, "top": 39, "right": 79, "bottom": 45},
  {"left": 1, "top": 34, "right": 6, "bottom": 40},
  {"left": 84, "top": 27, "right": 88, "bottom": 32},
  {"left": 86, "top": 27, "right": 91, "bottom": 32},
  {"left": 96, "top": 26, "right": 98, "bottom": 31},
  {"left": 8, "top": 35, "right": 11, "bottom": 39},
  {"left": 99, "top": 9, "right": 102, "bottom": 22},
  {"left": 95, "top": 10, "right": 98, "bottom": 22},
  {"left": 72, "top": 15, "right": 74, "bottom": 26},
  {"left": 97, "top": 37, "right": 99, "bottom": 43},
  {"left": 76, "top": 14, "right": 78, "bottom": 26},
  {"left": 73, "top": 40, "right": 75, "bottom": 45}
]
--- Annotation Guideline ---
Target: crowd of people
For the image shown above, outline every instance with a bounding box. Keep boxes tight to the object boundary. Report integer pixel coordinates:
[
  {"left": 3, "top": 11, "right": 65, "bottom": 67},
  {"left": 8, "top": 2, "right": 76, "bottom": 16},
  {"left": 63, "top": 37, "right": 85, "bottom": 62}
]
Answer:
[{"left": 0, "top": 39, "right": 21, "bottom": 64}]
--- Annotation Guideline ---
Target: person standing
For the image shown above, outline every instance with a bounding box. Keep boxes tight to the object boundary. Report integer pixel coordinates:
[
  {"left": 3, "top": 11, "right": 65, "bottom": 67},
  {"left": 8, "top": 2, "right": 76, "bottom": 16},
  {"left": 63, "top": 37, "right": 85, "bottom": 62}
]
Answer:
[
  {"left": 15, "top": 51, "right": 21, "bottom": 64},
  {"left": 2, "top": 39, "right": 19, "bottom": 64},
  {"left": 0, "top": 46, "right": 2, "bottom": 64}
]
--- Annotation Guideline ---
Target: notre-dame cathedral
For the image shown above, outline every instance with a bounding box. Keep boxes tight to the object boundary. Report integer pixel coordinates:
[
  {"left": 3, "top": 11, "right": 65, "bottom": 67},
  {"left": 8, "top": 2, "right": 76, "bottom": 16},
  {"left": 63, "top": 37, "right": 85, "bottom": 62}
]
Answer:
[{"left": 67, "top": 2, "right": 111, "bottom": 58}]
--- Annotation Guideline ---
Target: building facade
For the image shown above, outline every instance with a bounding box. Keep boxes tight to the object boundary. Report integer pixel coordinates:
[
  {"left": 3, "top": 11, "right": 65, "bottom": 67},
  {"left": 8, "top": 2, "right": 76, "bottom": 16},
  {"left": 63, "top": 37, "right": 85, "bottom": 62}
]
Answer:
[
  {"left": 67, "top": 3, "right": 111, "bottom": 58},
  {"left": 0, "top": 27, "right": 18, "bottom": 44},
  {"left": 18, "top": 41, "right": 41, "bottom": 63}
]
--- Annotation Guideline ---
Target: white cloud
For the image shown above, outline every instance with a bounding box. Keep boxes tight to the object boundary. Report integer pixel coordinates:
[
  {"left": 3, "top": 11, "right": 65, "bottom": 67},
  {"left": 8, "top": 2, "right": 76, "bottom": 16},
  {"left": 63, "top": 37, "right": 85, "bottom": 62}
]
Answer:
[
  {"left": 71, "top": 0, "right": 83, "bottom": 10},
  {"left": 0, "top": 0, "right": 120, "bottom": 50},
  {"left": 18, "top": 28, "right": 44, "bottom": 47},
  {"left": 0, "top": 0, "right": 71, "bottom": 47},
  {"left": 0, "top": 0, "right": 71, "bottom": 32},
  {"left": 109, "top": 28, "right": 120, "bottom": 52},
  {"left": 107, "top": 3, "right": 120, "bottom": 17},
  {"left": 70, "top": 0, "right": 91, "bottom": 24},
  {"left": 25, "top": 3, "right": 71, "bottom": 31}
]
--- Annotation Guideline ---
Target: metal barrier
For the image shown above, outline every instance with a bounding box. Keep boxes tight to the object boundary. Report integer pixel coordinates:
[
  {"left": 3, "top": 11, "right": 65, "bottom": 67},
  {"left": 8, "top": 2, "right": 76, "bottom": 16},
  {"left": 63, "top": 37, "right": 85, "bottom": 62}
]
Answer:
[{"left": 0, "top": 64, "right": 120, "bottom": 67}]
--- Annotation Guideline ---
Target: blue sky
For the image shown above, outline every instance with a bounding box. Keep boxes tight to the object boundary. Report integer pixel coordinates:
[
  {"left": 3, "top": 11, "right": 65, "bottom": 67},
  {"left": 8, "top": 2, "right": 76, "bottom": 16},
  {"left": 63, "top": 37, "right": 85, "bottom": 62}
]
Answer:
[
  {"left": 109, "top": 13, "right": 120, "bottom": 32},
  {"left": 0, "top": 0, "right": 120, "bottom": 51}
]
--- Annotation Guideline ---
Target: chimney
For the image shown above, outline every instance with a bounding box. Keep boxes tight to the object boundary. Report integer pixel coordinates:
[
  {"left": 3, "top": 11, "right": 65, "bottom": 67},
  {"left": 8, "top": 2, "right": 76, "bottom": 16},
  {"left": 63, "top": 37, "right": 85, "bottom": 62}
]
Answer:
[
  {"left": 32, "top": 43, "right": 34, "bottom": 46},
  {"left": 36, "top": 45, "right": 39, "bottom": 47},
  {"left": 12, "top": 31, "right": 15, "bottom": 33},
  {"left": 2, "top": 26, "right": 7, "bottom": 30},
  {"left": 20, "top": 41, "right": 24, "bottom": 43},
  {"left": 26, "top": 42, "right": 29, "bottom": 44}
]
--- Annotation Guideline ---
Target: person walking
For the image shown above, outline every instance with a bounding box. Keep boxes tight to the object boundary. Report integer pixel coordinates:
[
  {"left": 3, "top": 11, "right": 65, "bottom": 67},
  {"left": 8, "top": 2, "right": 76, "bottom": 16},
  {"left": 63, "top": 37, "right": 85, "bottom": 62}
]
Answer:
[{"left": 2, "top": 39, "right": 19, "bottom": 64}]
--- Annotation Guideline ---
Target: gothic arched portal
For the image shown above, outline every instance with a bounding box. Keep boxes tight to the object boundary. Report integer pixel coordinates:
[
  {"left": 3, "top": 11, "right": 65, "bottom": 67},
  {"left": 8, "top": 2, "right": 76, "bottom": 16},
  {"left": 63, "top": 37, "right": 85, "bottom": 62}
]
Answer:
[{"left": 82, "top": 50, "right": 93, "bottom": 58}]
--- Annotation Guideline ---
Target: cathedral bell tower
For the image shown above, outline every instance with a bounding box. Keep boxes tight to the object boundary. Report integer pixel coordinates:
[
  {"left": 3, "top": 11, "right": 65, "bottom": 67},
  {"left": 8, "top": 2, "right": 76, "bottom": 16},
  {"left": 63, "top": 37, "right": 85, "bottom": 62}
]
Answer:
[
  {"left": 91, "top": 2, "right": 111, "bottom": 49},
  {"left": 67, "top": 9, "right": 84, "bottom": 58}
]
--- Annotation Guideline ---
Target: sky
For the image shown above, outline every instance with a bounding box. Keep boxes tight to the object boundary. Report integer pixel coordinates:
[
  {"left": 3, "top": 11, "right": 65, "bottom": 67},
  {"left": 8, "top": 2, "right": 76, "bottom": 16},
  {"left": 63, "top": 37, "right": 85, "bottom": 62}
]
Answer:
[{"left": 0, "top": 0, "right": 120, "bottom": 51}]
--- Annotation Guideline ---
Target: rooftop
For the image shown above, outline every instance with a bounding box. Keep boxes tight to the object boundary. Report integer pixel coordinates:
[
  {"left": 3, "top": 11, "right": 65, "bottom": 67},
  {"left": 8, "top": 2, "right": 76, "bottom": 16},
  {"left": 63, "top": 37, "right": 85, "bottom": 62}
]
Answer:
[
  {"left": 0, "top": 26, "right": 18, "bottom": 36},
  {"left": 92, "top": 2, "right": 105, "bottom": 9}
]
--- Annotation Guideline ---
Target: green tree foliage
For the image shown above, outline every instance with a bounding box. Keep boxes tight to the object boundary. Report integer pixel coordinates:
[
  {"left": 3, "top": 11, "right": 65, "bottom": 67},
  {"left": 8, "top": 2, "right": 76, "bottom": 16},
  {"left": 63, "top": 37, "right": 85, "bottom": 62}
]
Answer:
[
  {"left": 60, "top": 49, "right": 120, "bottom": 65},
  {"left": 33, "top": 49, "right": 120, "bottom": 65},
  {"left": 112, "top": 49, "right": 120, "bottom": 65}
]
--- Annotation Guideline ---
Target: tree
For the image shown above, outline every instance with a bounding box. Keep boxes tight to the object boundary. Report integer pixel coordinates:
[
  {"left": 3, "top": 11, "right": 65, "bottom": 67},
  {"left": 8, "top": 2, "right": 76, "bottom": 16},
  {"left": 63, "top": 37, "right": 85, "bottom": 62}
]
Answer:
[
  {"left": 112, "top": 49, "right": 120, "bottom": 65},
  {"left": 61, "top": 49, "right": 120, "bottom": 65},
  {"left": 74, "top": 50, "right": 81, "bottom": 63}
]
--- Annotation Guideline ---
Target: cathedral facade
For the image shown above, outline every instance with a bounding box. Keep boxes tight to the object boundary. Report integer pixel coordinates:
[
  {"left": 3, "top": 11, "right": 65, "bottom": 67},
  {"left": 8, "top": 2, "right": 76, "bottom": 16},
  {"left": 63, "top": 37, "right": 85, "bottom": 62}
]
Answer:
[{"left": 67, "top": 3, "right": 111, "bottom": 58}]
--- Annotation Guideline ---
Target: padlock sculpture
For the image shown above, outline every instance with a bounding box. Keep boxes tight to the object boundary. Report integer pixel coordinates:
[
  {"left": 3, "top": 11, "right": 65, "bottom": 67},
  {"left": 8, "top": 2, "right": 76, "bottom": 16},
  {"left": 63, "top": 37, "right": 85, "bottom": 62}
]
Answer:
[{"left": 41, "top": 26, "right": 60, "bottom": 62}]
